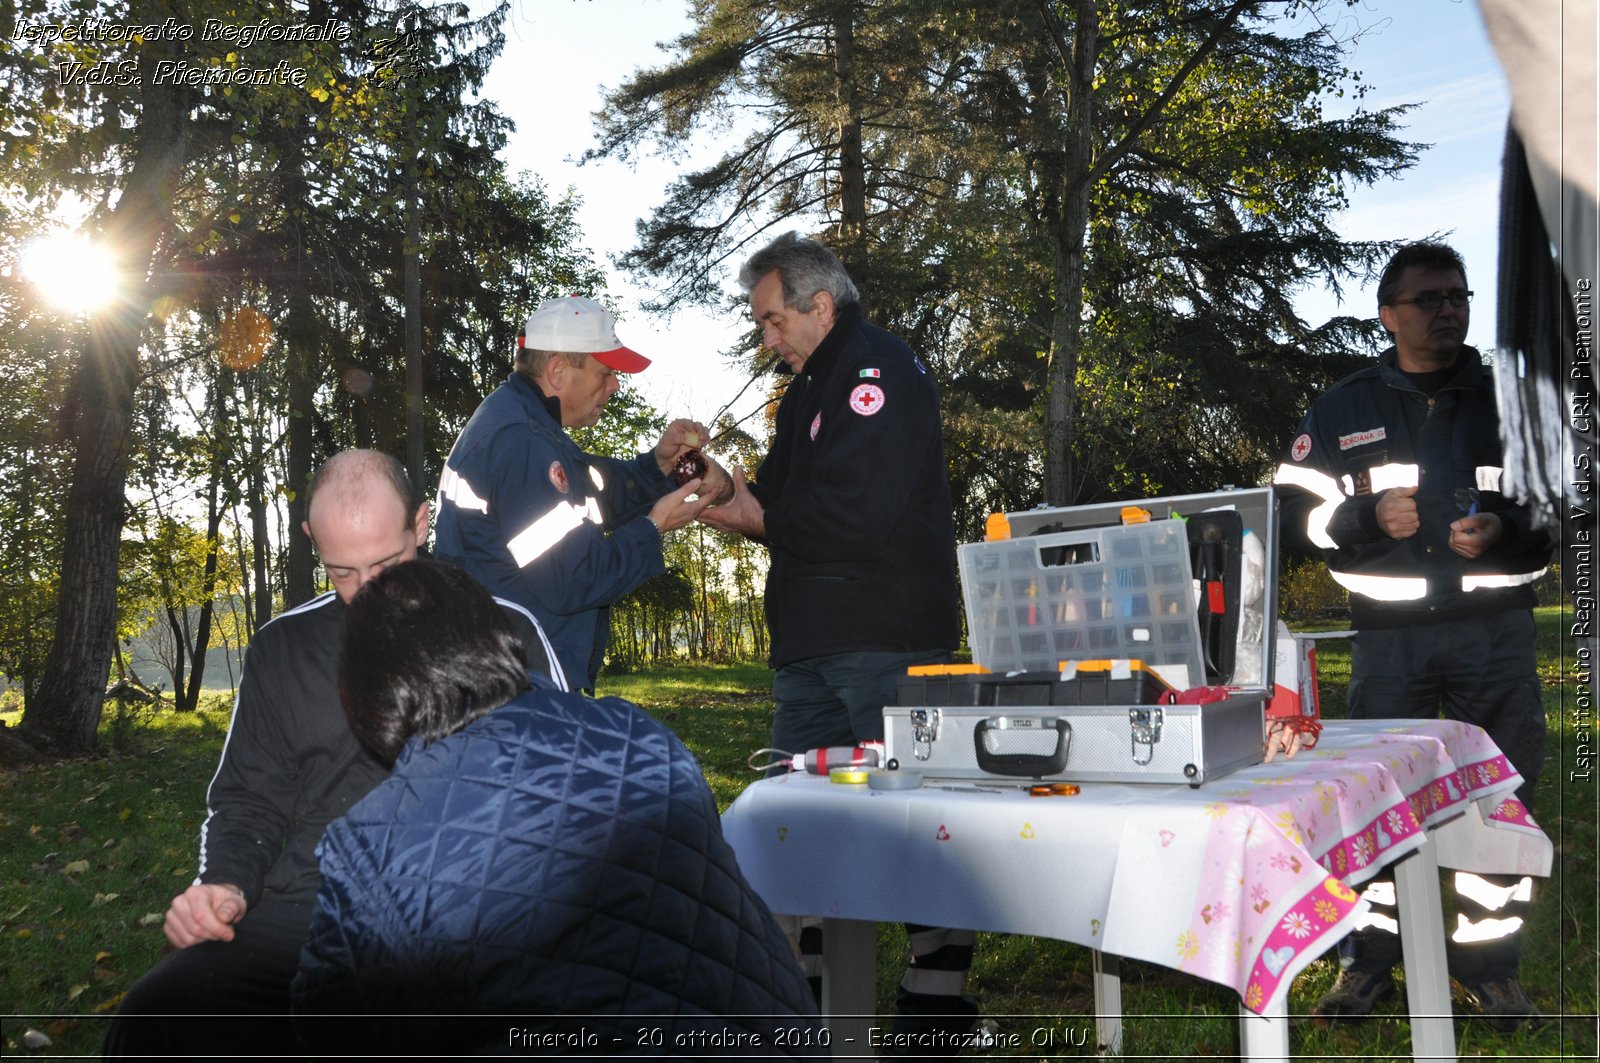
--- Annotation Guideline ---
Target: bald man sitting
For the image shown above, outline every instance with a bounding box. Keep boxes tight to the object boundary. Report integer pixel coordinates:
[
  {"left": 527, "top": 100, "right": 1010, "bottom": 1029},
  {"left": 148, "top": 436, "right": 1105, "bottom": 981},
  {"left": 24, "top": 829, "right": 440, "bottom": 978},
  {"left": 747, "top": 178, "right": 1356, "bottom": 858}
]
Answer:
[{"left": 103, "top": 450, "right": 565, "bottom": 1059}]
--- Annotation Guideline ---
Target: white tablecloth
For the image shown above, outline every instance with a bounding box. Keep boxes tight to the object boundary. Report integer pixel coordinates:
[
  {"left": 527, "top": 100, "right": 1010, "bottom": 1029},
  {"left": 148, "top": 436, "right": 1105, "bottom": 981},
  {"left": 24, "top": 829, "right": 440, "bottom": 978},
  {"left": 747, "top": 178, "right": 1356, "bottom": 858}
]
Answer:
[{"left": 721, "top": 719, "right": 1552, "bottom": 1015}]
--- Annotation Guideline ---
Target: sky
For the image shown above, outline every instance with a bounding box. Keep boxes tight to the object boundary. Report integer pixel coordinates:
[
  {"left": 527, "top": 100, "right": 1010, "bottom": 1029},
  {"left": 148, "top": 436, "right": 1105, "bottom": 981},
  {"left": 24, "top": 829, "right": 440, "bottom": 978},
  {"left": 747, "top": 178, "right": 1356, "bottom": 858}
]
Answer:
[{"left": 481, "top": 0, "right": 1512, "bottom": 425}]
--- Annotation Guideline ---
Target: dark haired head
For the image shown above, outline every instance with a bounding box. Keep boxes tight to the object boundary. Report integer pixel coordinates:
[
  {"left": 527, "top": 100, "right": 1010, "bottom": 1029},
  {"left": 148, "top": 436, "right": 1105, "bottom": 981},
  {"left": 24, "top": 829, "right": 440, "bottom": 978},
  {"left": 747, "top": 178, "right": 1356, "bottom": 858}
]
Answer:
[
  {"left": 337, "top": 559, "right": 530, "bottom": 766},
  {"left": 1376, "top": 242, "right": 1468, "bottom": 313}
]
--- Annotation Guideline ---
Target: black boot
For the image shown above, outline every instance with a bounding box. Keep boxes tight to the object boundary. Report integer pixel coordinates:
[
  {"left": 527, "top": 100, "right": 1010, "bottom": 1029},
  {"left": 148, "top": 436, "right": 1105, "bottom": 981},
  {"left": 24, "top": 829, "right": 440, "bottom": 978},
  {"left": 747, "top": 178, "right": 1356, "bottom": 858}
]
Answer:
[{"left": 881, "top": 987, "right": 980, "bottom": 1058}]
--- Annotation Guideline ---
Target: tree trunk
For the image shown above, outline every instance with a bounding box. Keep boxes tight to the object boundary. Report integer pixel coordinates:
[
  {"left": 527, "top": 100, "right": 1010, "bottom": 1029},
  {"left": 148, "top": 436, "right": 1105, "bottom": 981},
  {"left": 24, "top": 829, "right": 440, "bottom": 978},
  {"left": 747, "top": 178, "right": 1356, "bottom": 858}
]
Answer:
[
  {"left": 1042, "top": 0, "right": 1098, "bottom": 507},
  {"left": 404, "top": 165, "right": 426, "bottom": 496},
  {"left": 178, "top": 409, "right": 227, "bottom": 713},
  {"left": 17, "top": 455, "right": 41, "bottom": 706},
  {"left": 284, "top": 281, "right": 317, "bottom": 607},
  {"left": 831, "top": 2, "right": 869, "bottom": 289},
  {"left": 244, "top": 373, "right": 271, "bottom": 631},
  {"left": 16, "top": 26, "right": 190, "bottom": 756},
  {"left": 1037, "top": 0, "right": 1253, "bottom": 505},
  {"left": 163, "top": 606, "right": 189, "bottom": 701}
]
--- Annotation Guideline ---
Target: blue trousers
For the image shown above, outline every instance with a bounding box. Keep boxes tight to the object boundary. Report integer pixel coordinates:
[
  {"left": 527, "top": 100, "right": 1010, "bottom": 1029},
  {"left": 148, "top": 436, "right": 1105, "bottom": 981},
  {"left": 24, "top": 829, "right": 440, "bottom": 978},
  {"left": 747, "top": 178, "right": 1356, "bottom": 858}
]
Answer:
[
  {"left": 771, "top": 648, "right": 953, "bottom": 751},
  {"left": 1342, "top": 609, "right": 1545, "bottom": 982},
  {"left": 772, "top": 649, "right": 977, "bottom": 1025}
]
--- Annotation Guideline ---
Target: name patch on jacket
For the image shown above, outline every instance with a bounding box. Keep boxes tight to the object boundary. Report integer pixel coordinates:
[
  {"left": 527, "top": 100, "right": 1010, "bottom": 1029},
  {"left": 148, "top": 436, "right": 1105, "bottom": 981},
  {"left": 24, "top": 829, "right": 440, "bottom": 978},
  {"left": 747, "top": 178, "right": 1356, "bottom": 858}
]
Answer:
[{"left": 1338, "top": 427, "right": 1386, "bottom": 451}]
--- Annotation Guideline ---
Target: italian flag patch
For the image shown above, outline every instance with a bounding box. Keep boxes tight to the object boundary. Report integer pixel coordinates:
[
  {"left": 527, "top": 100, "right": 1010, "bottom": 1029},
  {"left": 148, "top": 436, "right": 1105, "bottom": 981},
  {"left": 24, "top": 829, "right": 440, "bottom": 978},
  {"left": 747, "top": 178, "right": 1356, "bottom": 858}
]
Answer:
[{"left": 859, "top": 367, "right": 880, "bottom": 378}]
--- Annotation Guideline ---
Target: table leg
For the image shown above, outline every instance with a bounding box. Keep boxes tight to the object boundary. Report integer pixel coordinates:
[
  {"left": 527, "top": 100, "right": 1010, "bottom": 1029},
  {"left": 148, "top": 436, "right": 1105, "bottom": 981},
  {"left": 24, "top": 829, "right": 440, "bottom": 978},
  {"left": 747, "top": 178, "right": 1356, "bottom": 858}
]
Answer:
[
  {"left": 820, "top": 917, "right": 877, "bottom": 1059},
  {"left": 1091, "top": 950, "right": 1123, "bottom": 1057},
  {"left": 1237, "top": 993, "right": 1288, "bottom": 1063},
  {"left": 1393, "top": 842, "right": 1457, "bottom": 1062}
]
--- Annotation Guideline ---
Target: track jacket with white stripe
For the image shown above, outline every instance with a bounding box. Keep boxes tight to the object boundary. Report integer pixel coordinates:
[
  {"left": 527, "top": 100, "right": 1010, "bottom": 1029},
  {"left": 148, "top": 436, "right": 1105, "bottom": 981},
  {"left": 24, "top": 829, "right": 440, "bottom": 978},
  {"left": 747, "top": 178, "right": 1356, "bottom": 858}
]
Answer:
[{"left": 196, "top": 590, "right": 564, "bottom": 910}]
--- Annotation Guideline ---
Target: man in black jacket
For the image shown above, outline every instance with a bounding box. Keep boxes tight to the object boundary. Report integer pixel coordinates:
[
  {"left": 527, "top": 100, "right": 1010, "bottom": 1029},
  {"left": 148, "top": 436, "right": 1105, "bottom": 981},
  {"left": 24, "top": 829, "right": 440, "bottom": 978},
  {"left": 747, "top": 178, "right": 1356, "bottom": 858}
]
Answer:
[
  {"left": 700, "top": 232, "right": 972, "bottom": 1044},
  {"left": 103, "top": 450, "right": 563, "bottom": 1058},
  {"left": 1274, "top": 242, "right": 1551, "bottom": 1030}
]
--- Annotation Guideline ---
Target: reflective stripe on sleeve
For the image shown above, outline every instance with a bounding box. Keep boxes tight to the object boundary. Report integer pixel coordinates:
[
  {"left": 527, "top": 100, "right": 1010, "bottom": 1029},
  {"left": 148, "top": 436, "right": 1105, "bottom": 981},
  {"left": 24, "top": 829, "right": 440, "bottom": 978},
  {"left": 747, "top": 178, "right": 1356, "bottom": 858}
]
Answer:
[
  {"left": 1476, "top": 466, "right": 1504, "bottom": 492},
  {"left": 1274, "top": 461, "right": 1343, "bottom": 502},
  {"left": 588, "top": 465, "right": 606, "bottom": 491},
  {"left": 439, "top": 466, "right": 489, "bottom": 514},
  {"left": 506, "top": 497, "right": 603, "bottom": 568},
  {"left": 1274, "top": 462, "right": 1345, "bottom": 549}
]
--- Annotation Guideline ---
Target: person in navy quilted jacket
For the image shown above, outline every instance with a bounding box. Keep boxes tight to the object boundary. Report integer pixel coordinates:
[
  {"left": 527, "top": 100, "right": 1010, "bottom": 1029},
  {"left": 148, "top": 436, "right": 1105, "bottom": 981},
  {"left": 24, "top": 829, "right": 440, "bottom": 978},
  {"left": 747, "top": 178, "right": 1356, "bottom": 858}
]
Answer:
[{"left": 292, "top": 559, "right": 823, "bottom": 1056}]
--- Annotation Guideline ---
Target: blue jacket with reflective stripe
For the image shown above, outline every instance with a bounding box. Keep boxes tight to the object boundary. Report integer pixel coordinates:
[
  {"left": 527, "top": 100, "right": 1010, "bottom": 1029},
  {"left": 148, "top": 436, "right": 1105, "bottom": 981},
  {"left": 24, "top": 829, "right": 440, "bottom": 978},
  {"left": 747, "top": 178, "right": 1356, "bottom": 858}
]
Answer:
[
  {"left": 1275, "top": 346, "right": 1550, "bottom": 628},
  {"left": 434, "top": 372, "right": 669, "bottom": 689}
]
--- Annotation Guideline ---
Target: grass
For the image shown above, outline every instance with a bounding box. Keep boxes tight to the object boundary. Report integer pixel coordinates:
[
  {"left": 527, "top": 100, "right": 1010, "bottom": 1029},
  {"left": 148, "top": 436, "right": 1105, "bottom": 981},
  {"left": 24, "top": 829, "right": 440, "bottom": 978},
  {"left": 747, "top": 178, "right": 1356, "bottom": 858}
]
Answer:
[
  {"left": 1, "top": 701, "right": 233, "bottom": 1058},
  {"left": 2, "top": 606, "right": 1595, "bottom": 1059}
]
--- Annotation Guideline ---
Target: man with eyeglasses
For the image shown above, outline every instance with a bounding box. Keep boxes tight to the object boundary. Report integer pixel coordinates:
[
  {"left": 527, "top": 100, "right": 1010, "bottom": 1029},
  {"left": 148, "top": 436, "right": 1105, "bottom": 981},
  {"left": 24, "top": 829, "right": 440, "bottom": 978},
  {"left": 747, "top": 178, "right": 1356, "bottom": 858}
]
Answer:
[
  {"left": 1275, "top": 241, "right": 1551, "bottom": 1031},
  {"left": 104, "top": 450, "right": 567, "bottom": 1058}
]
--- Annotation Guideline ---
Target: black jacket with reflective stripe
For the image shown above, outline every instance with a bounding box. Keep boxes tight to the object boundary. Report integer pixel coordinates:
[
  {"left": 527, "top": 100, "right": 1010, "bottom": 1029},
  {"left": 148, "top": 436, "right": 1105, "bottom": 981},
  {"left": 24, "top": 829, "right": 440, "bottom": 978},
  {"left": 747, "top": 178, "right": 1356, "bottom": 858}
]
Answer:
[{"left": 1275, "top": 346, "right": 1550, "bottom": 629}]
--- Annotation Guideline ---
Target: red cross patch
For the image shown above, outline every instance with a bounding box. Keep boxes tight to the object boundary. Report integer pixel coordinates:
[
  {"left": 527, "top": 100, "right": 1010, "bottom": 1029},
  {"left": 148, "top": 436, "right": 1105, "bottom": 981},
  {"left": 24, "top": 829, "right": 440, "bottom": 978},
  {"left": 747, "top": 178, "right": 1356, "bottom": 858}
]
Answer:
[
  {"left": 1290, "top": 433, "right": 1312, "bottom": 462},
  {"left": 548, "top": 461, "right": 569, "bottom": 493},
  {"left": 809, "top": 412, "right": 822, "bottom": 440},
  {"left": 849, "top": 383, "right": 885, "bottom": 416}
]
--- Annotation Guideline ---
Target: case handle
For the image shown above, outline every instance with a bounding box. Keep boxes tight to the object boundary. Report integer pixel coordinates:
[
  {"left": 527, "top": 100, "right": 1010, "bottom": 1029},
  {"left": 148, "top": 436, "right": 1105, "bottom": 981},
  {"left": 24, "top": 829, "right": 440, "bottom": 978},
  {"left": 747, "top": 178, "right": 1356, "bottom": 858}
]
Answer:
[{"left": 973, "top": 717, "right": 1072, "bottom": 777}]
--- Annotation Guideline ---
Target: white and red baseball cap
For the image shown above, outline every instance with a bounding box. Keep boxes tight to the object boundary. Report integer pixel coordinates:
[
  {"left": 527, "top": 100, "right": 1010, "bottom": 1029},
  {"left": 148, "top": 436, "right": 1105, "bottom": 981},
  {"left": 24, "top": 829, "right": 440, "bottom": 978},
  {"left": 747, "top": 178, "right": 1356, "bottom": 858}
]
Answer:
[{"left": 518, "top": 296, "right": 650, "bottom": 373}]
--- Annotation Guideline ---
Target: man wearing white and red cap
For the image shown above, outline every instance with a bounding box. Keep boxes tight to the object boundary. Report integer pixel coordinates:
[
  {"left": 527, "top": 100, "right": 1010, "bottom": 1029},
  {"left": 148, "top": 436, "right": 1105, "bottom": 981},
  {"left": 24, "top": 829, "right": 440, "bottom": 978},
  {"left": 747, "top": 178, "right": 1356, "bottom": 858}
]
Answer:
[{"left": 434, "top": 296, "right": 730, "bottom": 691}]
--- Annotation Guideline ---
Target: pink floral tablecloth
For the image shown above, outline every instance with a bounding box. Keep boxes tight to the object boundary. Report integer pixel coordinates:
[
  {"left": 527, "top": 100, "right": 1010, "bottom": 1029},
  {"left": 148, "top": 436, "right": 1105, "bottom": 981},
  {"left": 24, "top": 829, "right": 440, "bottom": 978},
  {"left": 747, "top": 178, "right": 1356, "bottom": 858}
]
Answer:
[{"left": 720, "top": 719, "right": 1552, "bottom": 1015}]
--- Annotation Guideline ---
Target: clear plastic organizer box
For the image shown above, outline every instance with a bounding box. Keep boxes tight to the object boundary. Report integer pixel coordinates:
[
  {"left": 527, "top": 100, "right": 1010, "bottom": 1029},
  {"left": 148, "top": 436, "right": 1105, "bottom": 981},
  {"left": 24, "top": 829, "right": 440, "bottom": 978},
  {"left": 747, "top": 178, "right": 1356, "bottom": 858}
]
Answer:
[{"left": 957, "top": 518, "right": 1205, "bottom": 688}]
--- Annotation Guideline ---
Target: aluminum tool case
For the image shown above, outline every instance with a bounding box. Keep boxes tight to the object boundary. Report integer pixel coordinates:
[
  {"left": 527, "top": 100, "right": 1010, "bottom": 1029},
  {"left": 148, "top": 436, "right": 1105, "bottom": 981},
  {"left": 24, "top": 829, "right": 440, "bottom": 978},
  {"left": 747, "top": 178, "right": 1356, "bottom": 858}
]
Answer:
[{"left": 883, "top": 488, "right": 1279, "bottom": 786}]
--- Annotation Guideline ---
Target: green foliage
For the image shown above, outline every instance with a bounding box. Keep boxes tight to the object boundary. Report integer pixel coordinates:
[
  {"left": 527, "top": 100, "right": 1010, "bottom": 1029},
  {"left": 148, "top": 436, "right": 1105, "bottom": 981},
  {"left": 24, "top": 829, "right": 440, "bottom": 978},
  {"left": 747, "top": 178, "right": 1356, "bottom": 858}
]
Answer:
[
  {"left": 0, "top": 0, "right": 608, "bottom": 748},
  {"left": 1278, "top": 554, "right": 1349, "bottom": 623},
  {"left": 588, "top": 0, "right": 1416, "bottom": 513},
  {"left": 104, "top": 688, "right": 158, "bottom": 755},
  {"left": 0, "top": 205, "right": 74, "bottom": 704},
  {"left": 570, "top": 387, "right": 772, "bottom": 673},
  {"left": 608, "top": 525, "right": 771, "bottom": 672}
]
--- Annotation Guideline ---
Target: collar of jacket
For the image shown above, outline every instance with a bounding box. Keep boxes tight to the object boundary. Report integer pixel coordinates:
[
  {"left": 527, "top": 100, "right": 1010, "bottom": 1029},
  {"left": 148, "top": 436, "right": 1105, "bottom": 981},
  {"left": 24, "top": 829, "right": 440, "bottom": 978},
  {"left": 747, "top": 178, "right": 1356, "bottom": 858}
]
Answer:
[
  {"left": 796, "top": 301, "right": 865, "bottom": 383},
  {"left": 1376, "top": 343, "right": 1485, "bottom": 393},
  {"left": 507, "top": 370, "right": 564, "bottom": 426}
]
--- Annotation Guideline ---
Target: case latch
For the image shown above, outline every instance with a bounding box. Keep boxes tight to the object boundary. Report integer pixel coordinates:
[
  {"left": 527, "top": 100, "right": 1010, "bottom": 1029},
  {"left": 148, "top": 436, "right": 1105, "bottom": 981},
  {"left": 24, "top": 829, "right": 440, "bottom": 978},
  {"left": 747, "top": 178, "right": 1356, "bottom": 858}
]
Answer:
[
  {"left": 1128, "top": 706, "right": 1164, "bottom": 765},
  {"left": 910, "top": 708, "right": 941, "bottom": 762}
]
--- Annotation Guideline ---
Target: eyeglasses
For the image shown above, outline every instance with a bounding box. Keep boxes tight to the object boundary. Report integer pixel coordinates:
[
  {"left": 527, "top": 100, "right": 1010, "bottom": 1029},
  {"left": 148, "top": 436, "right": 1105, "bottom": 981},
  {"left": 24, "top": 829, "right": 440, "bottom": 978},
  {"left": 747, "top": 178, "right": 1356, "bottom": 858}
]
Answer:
[{"left": 1390, "top": 289, "right": 1473, "bottom": 311}]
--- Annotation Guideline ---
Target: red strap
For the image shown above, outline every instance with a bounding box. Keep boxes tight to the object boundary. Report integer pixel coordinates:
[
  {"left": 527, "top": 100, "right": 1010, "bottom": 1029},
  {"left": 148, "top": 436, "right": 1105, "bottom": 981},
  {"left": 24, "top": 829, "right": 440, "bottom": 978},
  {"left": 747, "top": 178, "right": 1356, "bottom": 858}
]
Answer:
[{"left": 1279, "top": 716, "right": 1323, "bottom": 748}]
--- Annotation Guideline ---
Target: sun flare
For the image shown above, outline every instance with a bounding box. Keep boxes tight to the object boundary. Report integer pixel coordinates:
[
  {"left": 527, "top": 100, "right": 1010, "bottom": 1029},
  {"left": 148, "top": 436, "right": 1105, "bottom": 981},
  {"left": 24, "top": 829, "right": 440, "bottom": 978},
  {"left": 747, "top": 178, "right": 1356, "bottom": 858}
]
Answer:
[{"left": 19, "top": 232, "right": 121, "bottom": 313}]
